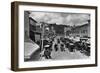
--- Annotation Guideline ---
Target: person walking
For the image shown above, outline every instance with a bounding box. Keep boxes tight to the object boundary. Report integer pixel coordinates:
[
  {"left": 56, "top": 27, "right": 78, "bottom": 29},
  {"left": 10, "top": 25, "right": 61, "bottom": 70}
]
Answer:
[
  {"left": 44, "top": 45, "right": 52, "bottom": 59},
  {"left": 54, "top": 44, "right": 58, "bottom": 51},
  {"left": 60, "top": 43, "right": 65, "bottom": 52}
]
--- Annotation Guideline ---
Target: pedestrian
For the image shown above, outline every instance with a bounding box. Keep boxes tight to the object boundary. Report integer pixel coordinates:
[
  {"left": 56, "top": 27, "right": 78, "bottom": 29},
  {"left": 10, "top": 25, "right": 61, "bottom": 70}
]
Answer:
[
  {"left": 69, "top": 43, "right": 74, "bottom": 52},
  {"left": 54, "top": 44, "right": 58, "bottom": 51},
  {"left": 44, "top": 45, "right": 52, "bottom": 59},
  {"left": 81, "top": 42, "right": 87, "bottom": 53},
  {"left": 57, "top": 38, "right": 60, "bottom": 44},
  {"left": 60, "top": 44, "right": 65, "bottom": 52}
]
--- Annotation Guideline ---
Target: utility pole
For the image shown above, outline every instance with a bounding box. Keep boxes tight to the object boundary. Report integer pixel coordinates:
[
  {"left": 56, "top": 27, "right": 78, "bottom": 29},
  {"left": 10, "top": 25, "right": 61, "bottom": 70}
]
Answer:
[
  {"left": 64, "top": 27, "right": 67, "bottom": 38},
  {"left": 41, "top": 22, "right": 45, "bottom": 51}
]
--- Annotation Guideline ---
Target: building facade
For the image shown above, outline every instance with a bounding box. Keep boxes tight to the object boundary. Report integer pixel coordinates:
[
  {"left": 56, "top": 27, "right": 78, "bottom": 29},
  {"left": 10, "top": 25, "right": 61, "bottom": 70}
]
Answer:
[
  {"left": 29, "top": 17, "right": 41, "bottom": 42},
  {"left": 68, "top": 20, "right": 90, "bottom": 38}
]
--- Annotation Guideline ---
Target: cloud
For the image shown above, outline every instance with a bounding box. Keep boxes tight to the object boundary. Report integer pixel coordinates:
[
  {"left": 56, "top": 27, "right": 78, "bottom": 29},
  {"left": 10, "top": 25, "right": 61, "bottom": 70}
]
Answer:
[
  {"left": 29, "top": 11, "right": 90, "bottom": 26},
  {"left": 64, "top": 14, "right": 90, "bottom": 26}
]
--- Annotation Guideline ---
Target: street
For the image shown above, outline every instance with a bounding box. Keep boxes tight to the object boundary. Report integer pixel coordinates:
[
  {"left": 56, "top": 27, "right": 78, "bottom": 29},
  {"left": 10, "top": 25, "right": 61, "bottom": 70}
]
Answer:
[
  {"left": 39, "top": 37, "right": 89, "bottom": 61},
  {"left": 39, "top": 46, "right": 89, "bottom": 61},
  {"left": 51, "top": 48, "right": 89, "bottom": 60},
  {"left": 24, "top": 35, "right": 90, "bottom": 62}
]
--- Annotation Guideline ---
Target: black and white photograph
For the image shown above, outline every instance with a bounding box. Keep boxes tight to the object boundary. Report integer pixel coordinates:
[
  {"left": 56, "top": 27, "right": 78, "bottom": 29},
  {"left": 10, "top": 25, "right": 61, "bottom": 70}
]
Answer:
[
  {"left": 24, "top": 11, "right": 91, "bottom": 61},
  {"left": 11, "top": 2, "right": 97, "bottom": 71}
]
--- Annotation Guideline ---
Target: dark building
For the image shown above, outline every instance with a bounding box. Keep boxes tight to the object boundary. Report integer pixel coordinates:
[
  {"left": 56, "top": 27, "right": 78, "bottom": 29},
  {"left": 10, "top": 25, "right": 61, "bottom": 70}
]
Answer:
[{"left": 48, "top": 23, "right": 70, "bottom": 36}]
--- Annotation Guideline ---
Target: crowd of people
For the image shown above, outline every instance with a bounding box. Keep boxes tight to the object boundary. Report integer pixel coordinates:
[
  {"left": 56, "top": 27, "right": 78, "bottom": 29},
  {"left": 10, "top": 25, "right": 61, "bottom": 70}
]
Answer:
[{"left": 38, "top": 35, "right": 90, "bottom": 60}]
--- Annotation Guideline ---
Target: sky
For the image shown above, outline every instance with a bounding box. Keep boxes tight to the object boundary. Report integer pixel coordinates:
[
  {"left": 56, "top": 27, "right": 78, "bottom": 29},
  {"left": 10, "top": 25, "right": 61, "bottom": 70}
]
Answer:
[{"left": 29, "top": 11, "right": 90, "bottom": 26}]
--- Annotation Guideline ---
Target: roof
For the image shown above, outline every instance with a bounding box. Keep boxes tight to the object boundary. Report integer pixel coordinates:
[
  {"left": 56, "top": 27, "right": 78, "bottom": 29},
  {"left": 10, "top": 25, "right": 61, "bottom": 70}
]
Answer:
[
  {"left": 29, "top": 17, "right": 37, "bottom": 23},
  {"left": 72, "top": 23, "right": 90, "bottom": 30}
]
